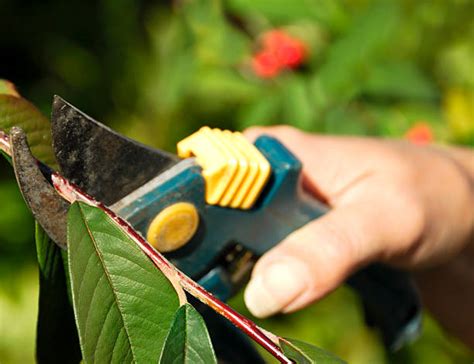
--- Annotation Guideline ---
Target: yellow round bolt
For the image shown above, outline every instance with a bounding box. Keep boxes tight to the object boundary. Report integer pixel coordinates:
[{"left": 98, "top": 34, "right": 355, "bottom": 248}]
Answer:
[{"left": 146, "top": 202, "right": 199, "bottom": 253}]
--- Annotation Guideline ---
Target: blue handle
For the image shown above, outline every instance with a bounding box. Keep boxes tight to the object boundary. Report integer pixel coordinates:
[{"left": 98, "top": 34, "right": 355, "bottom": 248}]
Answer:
[
  {"left": 118, "top": 135, "right": 327, "bottom": 276},
  {"left": 117, "top": 135, "right": 421, "bottom": 350},
  {"left": 254, "top": 136, "right": 421, "bottom": 350}
]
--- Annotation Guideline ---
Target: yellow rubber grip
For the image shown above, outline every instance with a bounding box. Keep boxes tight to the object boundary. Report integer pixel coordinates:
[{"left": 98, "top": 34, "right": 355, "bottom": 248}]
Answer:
[{"left": 177, "top": 127, "right": 271, "bottom": 209}]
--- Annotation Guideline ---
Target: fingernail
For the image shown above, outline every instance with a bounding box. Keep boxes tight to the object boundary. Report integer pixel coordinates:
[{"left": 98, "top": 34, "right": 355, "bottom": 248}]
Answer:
[{"left": 244, "top": 259, "right": 309, "bottom": 318}]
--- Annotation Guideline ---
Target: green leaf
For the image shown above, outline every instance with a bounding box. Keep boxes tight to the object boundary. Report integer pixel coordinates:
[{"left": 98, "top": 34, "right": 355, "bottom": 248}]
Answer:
[
  {"left": 280, "top": 338, "right": 347, "bottom": 364},
  {"left": 0, "top": 180, "right": 34, "bottom": 249},
  {"left": 181, "top": 0, "right": 248, "bottom": 65},
  {"left": 0, "top": 95, "right": 56, "bottom": 166},
  {"left": 314, "top": 1, "right": 400, "bottom": 102},
  {"left": 362, "top": 62, "right": 437, "bottom": 100},
  {"left": 282, "top": 77, "right": 315, "bottom": 131},
  {"left": 237, "top": 91, "right": 281, "bottom": 129},
  {"left": 226, "top": 0, "right": 348, "bottom": 31},
  {"left": 67, "top": 202, "right": 181, "bottom": 363},
  {"left": 0, "top": 79, "right": 20, "bottom": 97},
  {"left": 160, "top": 303, "right": 217, "bottom": 364},
  {"left": 0, "top": 149, "right": 11, "bottom": 164},
  {"left": 0, "top": 88, "right": 56, "bottom": 167},
  {"left": 35, "top": 224, "right": 81, "bottom": 363},
  {"left": 0, "top": 81, "right": 74, "bottom": 361}
]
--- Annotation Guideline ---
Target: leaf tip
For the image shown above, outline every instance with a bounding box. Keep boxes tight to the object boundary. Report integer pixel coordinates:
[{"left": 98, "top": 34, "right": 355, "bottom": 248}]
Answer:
[{"left": 0, "top": 79, "right": 20, "bottom": 97}]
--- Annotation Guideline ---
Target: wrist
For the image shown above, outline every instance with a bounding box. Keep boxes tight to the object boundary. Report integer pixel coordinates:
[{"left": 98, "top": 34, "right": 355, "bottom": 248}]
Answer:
[
  {"left": 441, "top": 145, "right": 474, "bottom": 182},
  {"left": 443, "top": 146, "right": 474, "bottom": 247}
]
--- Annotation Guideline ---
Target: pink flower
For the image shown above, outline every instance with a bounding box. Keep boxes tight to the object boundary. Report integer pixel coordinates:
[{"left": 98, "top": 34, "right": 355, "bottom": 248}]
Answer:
[{"left": 405, "top": 123, "right": 434, "bottom": 145}]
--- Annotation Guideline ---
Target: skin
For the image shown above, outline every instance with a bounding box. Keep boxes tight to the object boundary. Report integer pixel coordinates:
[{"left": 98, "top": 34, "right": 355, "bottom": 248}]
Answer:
[{"left": 243, "top": 126, "right": 474, "bottom": 348}]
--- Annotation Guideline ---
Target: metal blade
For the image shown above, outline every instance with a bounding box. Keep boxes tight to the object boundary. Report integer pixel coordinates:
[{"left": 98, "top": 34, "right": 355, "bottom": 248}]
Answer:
[
  {"left": 11, "top": 127, "right": 69, "bottom": 248},
  {"left": 51, "top": 96, "right": 179, "bottom": 205}
]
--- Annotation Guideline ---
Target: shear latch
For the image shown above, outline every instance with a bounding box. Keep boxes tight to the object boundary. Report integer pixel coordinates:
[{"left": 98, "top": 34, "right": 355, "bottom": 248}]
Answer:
[{"left": 177, "top": 127, "right": 271, "bottom": 209}]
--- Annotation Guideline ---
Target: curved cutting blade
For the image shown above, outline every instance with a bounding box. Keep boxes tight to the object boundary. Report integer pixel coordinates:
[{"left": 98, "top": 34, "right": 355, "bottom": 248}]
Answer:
[
  {"left": 51, "top": 96, "right": 179, "bottom": 205},
  {"left": 11, "top": 127, "right": 69, "bottom": 248}
]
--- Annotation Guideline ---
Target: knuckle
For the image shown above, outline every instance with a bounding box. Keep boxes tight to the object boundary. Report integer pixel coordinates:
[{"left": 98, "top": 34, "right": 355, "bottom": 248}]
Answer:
[
  {"left": 243, "top": 126, "right": 264, "bottom": 134},
  {"left": 321, "top": 220, "right": 353, "bottom": 258},
  {"left": 387, "top": 186, "right": 427, "bottom": 253},
  {"left": 312, "top": 218, "right": 358, "bottom": 277},
  {"left": 274, "top": 125, "right": 303, "bottom": 140},
  {"left": 401, "top": 193, "right": 426, "bottom": 241},
  {"left": 244, "top": 125, "right": 305, "bottom": 146},
  {"left": 270, "top": 124, "right": 299, "bottom": 133},
  {"left": 245, "top": 125, "right": 301, "bottom": 136},
  {"left": 242, "top": 126, "right": 266, "bottom": 141}
]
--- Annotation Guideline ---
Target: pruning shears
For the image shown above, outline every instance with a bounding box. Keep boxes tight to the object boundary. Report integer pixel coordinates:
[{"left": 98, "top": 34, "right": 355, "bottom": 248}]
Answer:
[{"left": 10, "top": 96, "right": 421, "bottom": 357}]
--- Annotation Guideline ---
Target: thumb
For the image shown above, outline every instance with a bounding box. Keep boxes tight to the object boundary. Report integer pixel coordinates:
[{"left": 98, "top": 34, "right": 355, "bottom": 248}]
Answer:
[{"left": 244, "top": 204, "right": 382, "bottom": 318}]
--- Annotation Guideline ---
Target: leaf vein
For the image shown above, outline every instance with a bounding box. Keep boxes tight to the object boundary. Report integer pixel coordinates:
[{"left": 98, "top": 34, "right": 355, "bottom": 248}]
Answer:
[{"left": 77, "top": 205, "right": 138, "bottom": 363}]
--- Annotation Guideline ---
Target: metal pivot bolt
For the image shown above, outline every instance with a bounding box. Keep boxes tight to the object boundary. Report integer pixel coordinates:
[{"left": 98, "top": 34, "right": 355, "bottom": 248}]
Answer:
[{"left": 146, "top": 202, "right": 199, "bottom": 252}]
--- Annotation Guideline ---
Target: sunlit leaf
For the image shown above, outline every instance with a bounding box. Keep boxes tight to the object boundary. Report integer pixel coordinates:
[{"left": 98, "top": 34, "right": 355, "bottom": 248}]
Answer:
[
  {"left": 35, "top": 224, "right": 81, "bottom": 363},
  {"left": 280, "top": 338, "right": 347, "bottom": 364},
  {"left": 67, "top": 202, "right": 181, "bottom": 363},
  {"left": 0, "top": 82, "right": 56, "bottom": 167},
  {"left": 0, "top": 79, "right": 20, "bottom": 97},
  {"left": 444, "top": 88, "right": 474, "bottom": 145},
  {"left": 181, "top": 0, "right": 248, "bottom": 65},
  {"left": 160, "top": 303, "right": 217, "bottom": 364}
]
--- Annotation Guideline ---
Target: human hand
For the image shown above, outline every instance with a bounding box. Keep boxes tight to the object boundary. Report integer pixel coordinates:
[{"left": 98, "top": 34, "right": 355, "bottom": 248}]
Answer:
[{"left": 243, "top": 126, "right": 474, "bottom": 330}]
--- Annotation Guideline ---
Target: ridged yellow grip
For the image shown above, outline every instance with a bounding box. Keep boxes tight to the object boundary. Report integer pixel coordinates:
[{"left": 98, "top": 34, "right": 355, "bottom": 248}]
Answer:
[{"left": 177, "top": 127, "right": 271, "bottom": 209}]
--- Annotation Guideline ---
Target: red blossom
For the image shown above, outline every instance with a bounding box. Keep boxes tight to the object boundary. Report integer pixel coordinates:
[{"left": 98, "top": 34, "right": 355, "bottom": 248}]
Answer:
[
  {"left": 252, "top": 50, "right": 282, "bottom": 78},
  {"left": 261, "top": 30, "right": 306, "bottom": 68},
  {"left": 251, "top": 29, "right": 307, "bottom": 78},
  {"left": 405, "top": 122, "right": 434, "bottom": 145}
]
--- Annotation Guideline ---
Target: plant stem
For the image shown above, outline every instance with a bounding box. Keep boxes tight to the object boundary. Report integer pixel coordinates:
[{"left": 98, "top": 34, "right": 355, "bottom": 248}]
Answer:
[
  {"left": 176, "top": 272, "right": 289, "bottom": 362},
  {"left": 51, "top": 173, "right": 292, "bottom": 364},
  {"left": 0, "top": 131, "right": 291, "bottom": 364}
]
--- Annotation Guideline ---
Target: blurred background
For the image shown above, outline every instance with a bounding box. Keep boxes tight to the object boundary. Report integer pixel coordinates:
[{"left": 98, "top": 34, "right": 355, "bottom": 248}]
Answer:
[{"left": 0, "top": 0, "right": 473, "bottom": 362}]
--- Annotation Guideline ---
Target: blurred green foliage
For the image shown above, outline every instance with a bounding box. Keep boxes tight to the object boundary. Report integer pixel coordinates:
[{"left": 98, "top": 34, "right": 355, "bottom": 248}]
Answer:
[{"left": 0, "top": 0, "right": 473, "bottom": 363}]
